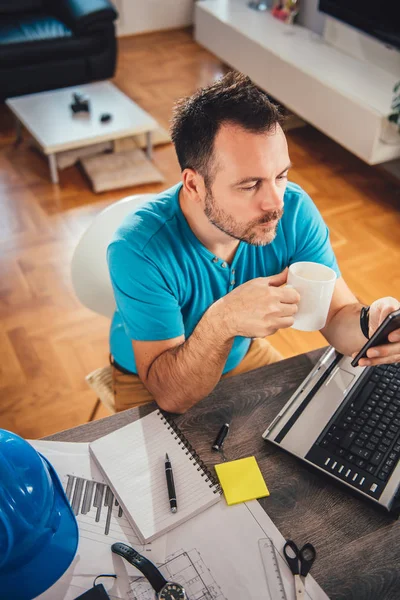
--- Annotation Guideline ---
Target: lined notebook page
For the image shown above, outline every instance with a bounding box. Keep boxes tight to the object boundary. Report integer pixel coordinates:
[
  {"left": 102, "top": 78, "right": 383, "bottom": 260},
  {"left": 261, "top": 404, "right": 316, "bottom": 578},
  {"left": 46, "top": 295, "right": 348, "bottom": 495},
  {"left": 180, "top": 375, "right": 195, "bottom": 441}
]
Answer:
[{"left": 89, "top": 410, "right": 221, "bottom": 543}]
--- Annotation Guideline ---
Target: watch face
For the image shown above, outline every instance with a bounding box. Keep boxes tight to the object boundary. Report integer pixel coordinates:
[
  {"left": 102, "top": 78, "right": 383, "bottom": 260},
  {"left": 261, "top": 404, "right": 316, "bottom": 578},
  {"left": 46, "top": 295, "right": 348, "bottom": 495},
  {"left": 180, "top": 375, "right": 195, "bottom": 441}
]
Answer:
[{"left": 158, "top": 582, "right": 186, "bottom": 600}]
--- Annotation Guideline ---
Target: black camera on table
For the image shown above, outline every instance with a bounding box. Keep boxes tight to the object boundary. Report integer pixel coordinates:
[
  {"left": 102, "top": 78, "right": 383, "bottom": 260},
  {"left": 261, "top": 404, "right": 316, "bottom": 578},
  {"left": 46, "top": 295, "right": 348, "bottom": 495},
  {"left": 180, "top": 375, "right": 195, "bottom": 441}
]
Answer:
[{"left": 70, "top": 92, "right": 90, "bottom": 114}]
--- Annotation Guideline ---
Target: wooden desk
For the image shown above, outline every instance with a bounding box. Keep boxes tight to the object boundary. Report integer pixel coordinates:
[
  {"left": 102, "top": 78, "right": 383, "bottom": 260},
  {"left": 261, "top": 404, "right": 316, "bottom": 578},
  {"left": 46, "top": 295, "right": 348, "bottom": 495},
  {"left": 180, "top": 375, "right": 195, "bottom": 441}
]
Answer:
[{"left": 47, "top": 348, "right": 400, "bottom": 599}]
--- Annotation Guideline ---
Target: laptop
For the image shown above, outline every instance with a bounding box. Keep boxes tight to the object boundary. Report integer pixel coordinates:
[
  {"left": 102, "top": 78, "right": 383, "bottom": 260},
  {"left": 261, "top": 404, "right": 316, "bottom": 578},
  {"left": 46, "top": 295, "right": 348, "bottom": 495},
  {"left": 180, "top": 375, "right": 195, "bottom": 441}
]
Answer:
[{"left": 262, "top": 346, "right": 400, "bottom": 516}]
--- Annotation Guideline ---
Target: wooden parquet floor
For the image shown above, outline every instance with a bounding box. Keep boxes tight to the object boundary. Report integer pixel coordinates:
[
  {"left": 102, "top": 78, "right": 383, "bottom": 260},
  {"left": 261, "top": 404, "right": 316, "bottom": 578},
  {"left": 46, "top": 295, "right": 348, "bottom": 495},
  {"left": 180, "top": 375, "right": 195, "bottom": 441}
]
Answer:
[{"left": 0, "top": 29, "right": 399, "bottom": 439}]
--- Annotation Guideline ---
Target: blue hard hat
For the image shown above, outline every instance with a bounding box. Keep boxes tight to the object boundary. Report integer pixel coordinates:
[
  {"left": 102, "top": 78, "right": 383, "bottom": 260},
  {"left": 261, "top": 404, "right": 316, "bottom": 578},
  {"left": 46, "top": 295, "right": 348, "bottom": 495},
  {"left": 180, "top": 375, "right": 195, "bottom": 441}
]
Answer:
[{"left": 0, "top": 429, "right": 79, "bottom": 600}]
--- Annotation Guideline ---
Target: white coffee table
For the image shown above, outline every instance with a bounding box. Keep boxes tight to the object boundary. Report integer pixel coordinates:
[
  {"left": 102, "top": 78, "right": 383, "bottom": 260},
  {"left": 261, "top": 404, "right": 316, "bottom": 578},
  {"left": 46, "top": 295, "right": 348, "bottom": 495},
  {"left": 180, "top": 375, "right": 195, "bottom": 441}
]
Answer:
[{"left": 6, "top": 81, "right": 159, "bottom": 184}]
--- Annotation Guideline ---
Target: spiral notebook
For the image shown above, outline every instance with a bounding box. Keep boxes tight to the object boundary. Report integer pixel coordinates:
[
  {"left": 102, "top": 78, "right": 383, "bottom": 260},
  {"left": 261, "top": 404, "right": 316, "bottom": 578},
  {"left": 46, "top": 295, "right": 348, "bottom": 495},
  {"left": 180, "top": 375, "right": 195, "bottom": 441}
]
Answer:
[{"left": 89, "top": 410, "right": 222, "bottom": 543}]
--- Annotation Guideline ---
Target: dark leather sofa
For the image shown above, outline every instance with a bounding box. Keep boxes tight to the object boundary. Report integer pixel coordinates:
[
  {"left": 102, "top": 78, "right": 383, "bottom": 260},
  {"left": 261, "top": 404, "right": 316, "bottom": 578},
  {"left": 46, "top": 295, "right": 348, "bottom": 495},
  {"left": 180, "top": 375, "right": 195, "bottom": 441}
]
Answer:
[{"left": 0, "top": 0, "right": 118, "bottom": 101}]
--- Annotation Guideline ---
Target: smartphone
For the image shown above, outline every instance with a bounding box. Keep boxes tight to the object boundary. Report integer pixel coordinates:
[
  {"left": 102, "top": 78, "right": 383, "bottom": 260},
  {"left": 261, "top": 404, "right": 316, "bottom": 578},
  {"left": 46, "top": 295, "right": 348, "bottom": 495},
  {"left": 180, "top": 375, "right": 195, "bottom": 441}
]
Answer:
[{"left": 351, "top": 308, "right": 400, "bottom": 368}]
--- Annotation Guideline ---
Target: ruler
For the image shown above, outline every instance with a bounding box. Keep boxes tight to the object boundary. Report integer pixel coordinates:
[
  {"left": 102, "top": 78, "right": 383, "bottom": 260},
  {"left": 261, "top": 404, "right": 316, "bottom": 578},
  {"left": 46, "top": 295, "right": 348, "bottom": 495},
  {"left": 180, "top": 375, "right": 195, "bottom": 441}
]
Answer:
[{"left": 259, "top": 537, "right": 288, "bottom": 600}]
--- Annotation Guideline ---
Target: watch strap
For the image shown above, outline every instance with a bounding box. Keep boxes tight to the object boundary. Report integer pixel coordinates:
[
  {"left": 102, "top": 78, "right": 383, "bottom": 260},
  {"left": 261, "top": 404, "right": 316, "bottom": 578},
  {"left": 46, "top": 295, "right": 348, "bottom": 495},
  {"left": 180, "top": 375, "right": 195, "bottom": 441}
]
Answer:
[
  {"left": 360, "top": 306, "right": 370, "bottom": 339},
  {"left": 111, "top": 543, "right": 167, "bottom": 593}
]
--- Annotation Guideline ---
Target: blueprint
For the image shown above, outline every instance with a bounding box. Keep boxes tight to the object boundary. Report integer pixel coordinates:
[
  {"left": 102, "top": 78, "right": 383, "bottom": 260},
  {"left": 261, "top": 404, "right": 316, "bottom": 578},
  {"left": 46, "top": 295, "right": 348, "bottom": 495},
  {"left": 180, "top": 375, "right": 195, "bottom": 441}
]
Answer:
[
  {"left": 31, "top": 440, "right": 328, "bottom": 600},
  {"left": 125, "top": 548, "right": 225, "bottom": 600},
  {"left": 116, "top": 500, "right": 329, "bottom": 600},
  {"left": 29, "top": 441, "right": 166, "bottom": 576}
]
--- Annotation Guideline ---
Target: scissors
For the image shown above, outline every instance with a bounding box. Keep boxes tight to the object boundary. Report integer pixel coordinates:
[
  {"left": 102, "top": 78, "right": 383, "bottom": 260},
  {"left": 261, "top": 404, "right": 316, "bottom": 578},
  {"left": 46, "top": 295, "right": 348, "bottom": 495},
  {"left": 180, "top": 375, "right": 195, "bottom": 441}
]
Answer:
[{"left": 283, "top": 539, "right": 316, "bottom": 600}]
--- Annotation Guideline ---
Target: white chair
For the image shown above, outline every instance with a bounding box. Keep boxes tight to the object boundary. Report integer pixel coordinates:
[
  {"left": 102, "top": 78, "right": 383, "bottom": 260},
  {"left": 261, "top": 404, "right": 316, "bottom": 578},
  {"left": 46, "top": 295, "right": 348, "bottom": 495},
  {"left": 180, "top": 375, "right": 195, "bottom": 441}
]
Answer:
[{"left": 71, "top": 193, "right": 156, "bottom": 419}]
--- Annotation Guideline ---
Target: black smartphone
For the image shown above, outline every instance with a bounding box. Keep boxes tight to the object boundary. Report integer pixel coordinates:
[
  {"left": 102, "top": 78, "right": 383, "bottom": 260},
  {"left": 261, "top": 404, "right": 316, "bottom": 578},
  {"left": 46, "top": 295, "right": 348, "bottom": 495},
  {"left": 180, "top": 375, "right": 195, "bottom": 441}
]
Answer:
[{"left": 351, "top": 308, "right": 400, "bottom": 367}]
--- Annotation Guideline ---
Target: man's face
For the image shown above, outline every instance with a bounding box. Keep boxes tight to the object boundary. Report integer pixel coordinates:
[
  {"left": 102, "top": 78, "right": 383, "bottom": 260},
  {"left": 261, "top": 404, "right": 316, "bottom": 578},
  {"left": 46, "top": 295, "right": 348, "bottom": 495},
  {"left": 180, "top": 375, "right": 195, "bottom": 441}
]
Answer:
[{"left": 202, "top": 123, "right": 290, "bottom": 246}]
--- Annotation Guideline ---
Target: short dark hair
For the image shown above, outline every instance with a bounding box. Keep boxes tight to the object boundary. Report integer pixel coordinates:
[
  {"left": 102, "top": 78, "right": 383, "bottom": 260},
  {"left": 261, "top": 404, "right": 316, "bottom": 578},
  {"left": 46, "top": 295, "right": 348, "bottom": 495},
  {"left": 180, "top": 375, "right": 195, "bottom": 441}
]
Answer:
[{"left": 170, "top": 71, "right": 284, "bottom": 187}]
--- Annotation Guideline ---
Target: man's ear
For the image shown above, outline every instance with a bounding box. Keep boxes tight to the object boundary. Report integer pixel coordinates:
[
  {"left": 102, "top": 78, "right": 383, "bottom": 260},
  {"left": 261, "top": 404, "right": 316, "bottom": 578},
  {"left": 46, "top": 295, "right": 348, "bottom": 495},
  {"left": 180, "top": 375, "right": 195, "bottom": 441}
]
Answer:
[{"left": 182, "top": 169, "right": 205, "bottom": 203}]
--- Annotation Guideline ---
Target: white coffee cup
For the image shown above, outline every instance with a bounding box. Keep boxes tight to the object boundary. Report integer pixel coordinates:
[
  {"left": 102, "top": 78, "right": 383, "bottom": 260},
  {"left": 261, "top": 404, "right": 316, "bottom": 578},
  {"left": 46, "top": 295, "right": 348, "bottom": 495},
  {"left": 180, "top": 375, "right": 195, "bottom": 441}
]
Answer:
[{"left": 287, "top": 261, "right": 337, "bottom": 331}]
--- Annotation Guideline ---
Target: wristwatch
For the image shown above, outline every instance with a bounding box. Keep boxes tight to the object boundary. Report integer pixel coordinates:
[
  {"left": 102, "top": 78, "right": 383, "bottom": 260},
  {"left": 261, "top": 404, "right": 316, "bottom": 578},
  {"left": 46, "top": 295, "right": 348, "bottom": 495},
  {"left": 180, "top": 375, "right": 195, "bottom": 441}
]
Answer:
[
  {"left": 360, "top": 305, "right": 370, "bottom": 339},
  {"left": 111, "top": 542, "right": 187, "bottom": 599}
]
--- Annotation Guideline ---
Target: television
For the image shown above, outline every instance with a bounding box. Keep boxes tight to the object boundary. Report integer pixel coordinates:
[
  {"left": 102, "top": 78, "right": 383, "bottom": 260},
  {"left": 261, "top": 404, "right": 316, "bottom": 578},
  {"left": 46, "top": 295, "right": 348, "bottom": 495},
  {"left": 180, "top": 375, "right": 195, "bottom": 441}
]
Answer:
[{"left": 319, "top": 0, "right": 400, "bottom": 51}]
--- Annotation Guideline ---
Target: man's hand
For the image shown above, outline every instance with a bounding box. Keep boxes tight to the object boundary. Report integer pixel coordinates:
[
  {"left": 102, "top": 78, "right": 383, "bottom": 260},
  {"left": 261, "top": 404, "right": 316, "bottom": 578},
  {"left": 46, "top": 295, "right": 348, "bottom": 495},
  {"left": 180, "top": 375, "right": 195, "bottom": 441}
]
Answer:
[
  {"left": 352, "top": 296, "right": 400, "bottom": 367},
  {"left": 133, "top": 267, "right": 300, "bottom": 414},
  {"left": 212, "top": 267, "right": 301, "bottom": 339}
]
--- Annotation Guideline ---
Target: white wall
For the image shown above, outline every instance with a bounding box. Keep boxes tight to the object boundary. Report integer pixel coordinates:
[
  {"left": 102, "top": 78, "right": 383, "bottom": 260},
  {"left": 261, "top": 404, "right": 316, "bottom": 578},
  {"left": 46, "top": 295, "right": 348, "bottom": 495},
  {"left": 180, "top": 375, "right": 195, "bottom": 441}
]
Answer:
[{"left": 114, "top": 0, "right": 194, "bottom": 36}]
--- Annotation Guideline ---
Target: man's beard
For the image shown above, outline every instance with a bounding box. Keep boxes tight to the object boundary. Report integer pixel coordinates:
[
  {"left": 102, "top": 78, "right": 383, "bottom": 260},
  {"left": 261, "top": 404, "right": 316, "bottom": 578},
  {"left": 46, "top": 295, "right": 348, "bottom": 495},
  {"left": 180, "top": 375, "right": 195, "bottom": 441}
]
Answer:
[{"left": 204, "top": 189, "right": 283, "bottom": 246}]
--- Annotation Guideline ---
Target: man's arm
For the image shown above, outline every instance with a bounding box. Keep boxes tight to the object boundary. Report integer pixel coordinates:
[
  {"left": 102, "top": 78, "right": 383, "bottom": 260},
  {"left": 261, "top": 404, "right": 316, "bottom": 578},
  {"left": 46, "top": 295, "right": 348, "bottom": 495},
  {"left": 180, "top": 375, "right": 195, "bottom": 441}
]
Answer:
[
  {"left": 134, "top": 304, "right": 234, "bottom": 414},
  {"left": 320, "top": 277, "right": 367, "bottom": 355},
  {"left": 134, "top": 270, "right": 299, "bottom": 413}
]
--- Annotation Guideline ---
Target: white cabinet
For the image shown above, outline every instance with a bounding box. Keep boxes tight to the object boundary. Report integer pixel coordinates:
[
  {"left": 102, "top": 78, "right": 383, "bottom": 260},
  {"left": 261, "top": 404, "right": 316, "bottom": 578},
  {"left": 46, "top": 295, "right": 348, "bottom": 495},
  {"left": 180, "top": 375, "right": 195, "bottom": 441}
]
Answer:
[{"left": 195, "top": 0, "right": 400, "bottom": 165}]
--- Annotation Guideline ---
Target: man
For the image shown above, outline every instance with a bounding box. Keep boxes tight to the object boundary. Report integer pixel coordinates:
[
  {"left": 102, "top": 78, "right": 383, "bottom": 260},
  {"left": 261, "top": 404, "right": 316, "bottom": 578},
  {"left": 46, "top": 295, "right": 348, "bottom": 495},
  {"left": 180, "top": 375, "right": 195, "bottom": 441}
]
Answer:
[{"left": 108, "top": 71, "right": 400, "bottom": 414}]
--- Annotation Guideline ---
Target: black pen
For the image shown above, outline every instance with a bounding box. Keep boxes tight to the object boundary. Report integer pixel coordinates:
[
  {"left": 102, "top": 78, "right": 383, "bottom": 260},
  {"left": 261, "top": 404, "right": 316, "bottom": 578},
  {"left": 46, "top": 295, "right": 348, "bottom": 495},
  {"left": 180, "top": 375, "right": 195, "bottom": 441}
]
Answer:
[
  {"left": 165, "top": 453, "right": 177, "bottom": 513},
  {"left": 212, "top": 423, "right": 230, "bottom": 451}
]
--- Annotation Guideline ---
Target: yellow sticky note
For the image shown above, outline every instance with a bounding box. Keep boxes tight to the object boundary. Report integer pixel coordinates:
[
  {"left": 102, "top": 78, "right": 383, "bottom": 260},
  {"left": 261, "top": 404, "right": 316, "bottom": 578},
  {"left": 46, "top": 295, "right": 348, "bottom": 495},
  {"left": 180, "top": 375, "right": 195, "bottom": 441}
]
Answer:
[{"left": 214, "top": 456, "right": 270, "bottom": 505}]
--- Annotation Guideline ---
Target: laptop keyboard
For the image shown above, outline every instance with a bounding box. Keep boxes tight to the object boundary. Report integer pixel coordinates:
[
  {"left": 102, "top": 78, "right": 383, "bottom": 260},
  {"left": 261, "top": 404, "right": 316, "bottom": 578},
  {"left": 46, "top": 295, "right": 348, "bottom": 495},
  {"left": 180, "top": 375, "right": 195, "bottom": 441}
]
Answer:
[{"left": 305, "top": 363, "right": 400, "bottom": 501}]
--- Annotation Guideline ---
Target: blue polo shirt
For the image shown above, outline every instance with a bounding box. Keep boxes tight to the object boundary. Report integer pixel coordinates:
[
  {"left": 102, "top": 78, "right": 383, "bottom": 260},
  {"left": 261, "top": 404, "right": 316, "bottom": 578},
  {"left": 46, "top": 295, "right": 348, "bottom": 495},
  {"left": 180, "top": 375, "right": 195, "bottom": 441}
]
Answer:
[{"left": 108, "top": 181, "right": 340, "bottom": 374}]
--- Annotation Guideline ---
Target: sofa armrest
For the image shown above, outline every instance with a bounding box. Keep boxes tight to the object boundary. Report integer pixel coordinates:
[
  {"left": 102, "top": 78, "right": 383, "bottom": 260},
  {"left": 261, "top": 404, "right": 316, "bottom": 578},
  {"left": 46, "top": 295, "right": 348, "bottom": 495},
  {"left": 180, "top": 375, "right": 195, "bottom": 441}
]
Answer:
[{"left": 46, "top": 0, "right": 118, "bottom": 35}]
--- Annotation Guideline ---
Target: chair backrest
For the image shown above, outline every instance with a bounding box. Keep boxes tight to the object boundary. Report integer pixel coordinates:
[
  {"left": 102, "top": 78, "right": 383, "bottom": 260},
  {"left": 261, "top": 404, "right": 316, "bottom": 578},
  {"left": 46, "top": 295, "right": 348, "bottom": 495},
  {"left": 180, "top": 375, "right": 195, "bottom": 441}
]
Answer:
[{"left": 71, "top": 193, "right": 156, "bottom": 319}]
